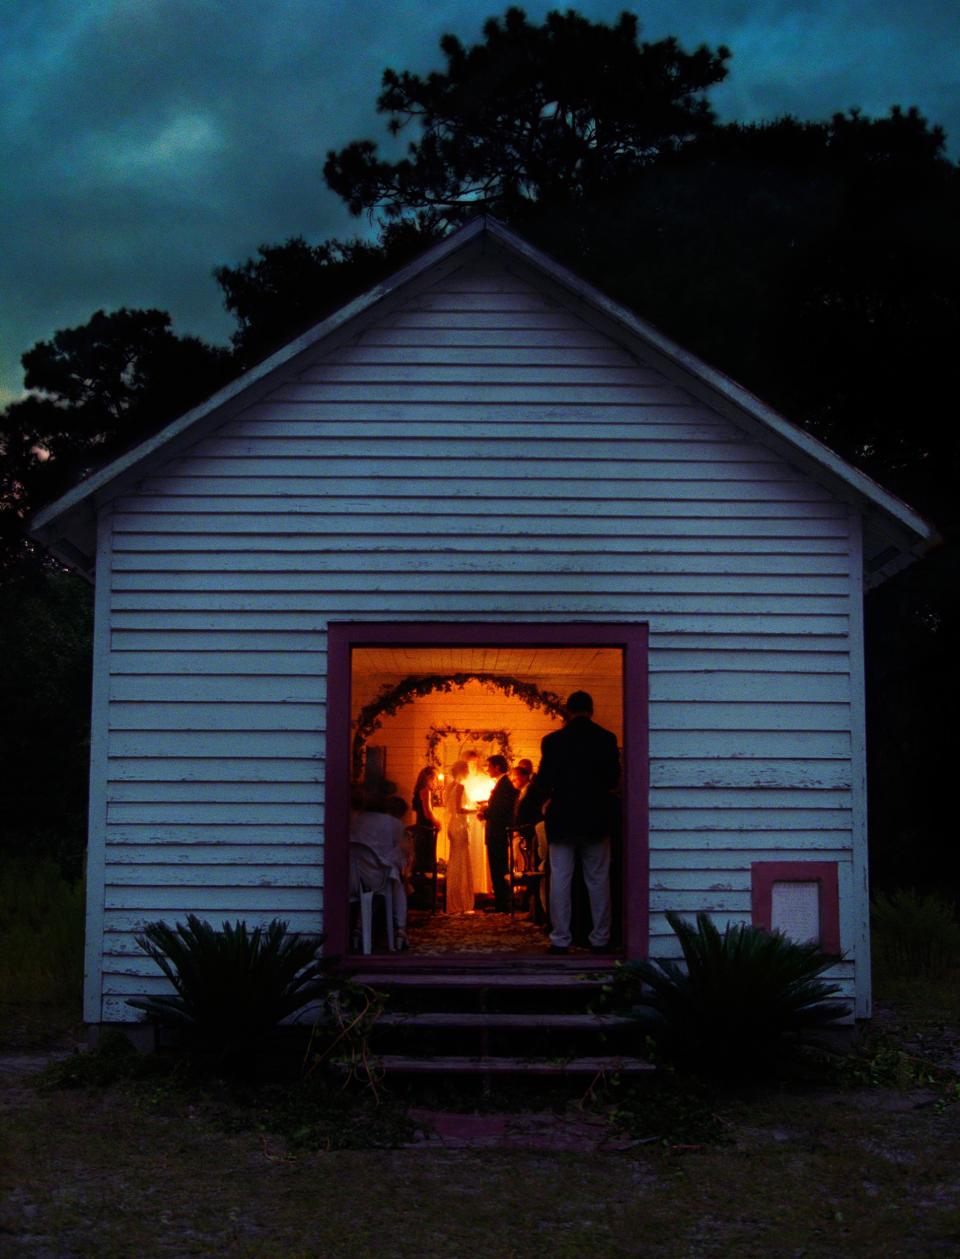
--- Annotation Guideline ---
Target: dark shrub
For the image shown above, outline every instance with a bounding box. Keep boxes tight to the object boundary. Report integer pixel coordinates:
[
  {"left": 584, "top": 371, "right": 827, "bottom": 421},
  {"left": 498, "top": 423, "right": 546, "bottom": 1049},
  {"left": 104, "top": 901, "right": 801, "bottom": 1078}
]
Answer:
[
  {"left": 871, "top": 888, "right": 960, "bottom": 979},
  {"left": 609, "top": 910, "right": 848, "bottom": 1076},
  {"left": 127, "top": 916, "right": 336, "bottom": 1068}
]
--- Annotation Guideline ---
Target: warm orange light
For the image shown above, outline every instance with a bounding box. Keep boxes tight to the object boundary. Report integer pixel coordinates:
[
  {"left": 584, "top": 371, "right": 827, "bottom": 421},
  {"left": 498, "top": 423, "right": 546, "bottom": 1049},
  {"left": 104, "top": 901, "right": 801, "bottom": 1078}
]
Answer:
[{"left": 464, "top": 772, "right": 495, "bottom": 804}]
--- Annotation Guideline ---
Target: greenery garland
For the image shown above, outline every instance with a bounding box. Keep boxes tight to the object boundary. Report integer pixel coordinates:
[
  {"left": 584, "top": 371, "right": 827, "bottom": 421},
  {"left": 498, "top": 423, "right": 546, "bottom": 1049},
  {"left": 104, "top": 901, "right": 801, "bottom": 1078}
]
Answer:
[
  {"left": 424, "top": 724, "right": 514, "bottom": 768},
  {"left": 351, "top": 673, "right": 565, "bottom": 776}
]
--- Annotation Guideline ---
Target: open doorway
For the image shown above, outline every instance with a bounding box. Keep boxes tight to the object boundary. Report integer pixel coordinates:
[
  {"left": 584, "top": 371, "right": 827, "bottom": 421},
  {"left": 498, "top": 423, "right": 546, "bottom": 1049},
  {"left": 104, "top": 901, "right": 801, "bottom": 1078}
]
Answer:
[{"left": 325, "top": 623, "right": 649, "bottom": 960}]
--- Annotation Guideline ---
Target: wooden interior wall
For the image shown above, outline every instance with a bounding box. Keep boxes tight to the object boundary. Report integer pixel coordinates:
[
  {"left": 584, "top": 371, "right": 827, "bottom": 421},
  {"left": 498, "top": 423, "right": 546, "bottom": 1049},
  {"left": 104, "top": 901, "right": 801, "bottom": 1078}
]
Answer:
[{"left": 350, "top": 654, "right": 625, "bottom": 822}]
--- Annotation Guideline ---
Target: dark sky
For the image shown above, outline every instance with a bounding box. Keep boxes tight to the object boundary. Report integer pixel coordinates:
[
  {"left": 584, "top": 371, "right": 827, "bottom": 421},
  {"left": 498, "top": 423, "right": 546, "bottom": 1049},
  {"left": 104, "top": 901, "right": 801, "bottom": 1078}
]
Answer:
[{"left": 3, "top": 0, "right": 958, "bottom": 403}]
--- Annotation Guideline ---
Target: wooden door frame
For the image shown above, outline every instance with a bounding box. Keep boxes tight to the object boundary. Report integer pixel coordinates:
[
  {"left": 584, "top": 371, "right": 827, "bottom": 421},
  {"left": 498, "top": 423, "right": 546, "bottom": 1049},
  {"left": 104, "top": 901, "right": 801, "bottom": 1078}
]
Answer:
[{"left": 324, "top": 622, "right": 649, "bottom": 959}]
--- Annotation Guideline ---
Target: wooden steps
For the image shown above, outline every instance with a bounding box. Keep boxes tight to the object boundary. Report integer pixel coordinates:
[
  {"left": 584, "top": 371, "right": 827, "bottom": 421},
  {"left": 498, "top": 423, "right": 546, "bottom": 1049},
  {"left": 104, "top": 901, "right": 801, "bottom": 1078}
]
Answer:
[
  {"left": 367, "top": 1055, "right": 653, "bottom": 1076},
  {"left": 337, "top": 963, "right": 653, "bottom": 1079},
  {"left": 375, "top": 1011, "right": 636, "bottom": 1030},
  {"left": 350, "top": 969, "right": 610, "bottom": 988}
]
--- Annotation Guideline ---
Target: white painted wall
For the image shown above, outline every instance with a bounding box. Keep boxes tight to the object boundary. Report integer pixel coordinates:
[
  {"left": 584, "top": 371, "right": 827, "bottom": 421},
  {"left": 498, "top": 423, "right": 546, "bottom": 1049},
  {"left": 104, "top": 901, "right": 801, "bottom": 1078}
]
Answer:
[{"left": 89, "top": 249, "right": 867, "bottom": 1020}]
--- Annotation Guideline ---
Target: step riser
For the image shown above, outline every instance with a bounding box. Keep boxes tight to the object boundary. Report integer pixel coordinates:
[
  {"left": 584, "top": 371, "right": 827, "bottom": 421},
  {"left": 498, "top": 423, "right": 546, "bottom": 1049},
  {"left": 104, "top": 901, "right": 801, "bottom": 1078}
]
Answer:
[
  {"left": 370, "top": 1021, "right": 638, "bottom": 1060},
  {"left": 336, "top": 970, "right": 652, "bottom": 1078},
  {"left": 368, "top": 1056, "right": 653, "bottom": 1077},
  {"left": 349, "top": 972, "right": 616, "bottom": 1015}
]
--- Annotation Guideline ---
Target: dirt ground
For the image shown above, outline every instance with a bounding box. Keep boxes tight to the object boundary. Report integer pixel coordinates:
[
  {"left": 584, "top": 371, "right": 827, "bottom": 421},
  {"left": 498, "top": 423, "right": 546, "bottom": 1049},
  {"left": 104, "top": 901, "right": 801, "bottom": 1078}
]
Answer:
[{"left": 2, "top": 1002, "right": 960, "bottom": 1257}]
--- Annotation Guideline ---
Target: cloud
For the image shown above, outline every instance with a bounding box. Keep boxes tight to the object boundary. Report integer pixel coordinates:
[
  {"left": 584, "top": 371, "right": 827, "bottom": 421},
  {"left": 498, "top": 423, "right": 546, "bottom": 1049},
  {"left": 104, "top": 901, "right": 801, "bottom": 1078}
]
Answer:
[
  {"left": 1, "top": 0, "right": 958, "bottom": 401},
  {"left": 82, "top": 112, "right": 226, "bottom": 182}
]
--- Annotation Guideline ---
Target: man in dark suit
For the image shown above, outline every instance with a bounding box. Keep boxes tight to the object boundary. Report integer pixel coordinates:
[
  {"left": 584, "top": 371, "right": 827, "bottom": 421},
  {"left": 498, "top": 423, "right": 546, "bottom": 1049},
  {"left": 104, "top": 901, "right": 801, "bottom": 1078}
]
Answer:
[
  {"left": 480, "top": 754, "right": 518, "bottom": 913},
  {"left": 536, "top": 691, "right": 620, "bottom": 953}
]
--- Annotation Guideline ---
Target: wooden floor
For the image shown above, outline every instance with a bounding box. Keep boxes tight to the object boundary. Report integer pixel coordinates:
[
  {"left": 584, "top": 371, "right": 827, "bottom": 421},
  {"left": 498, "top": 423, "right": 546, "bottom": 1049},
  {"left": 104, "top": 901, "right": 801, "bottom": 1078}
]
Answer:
[
  {"left": 346, "top": 905, "right": 623, "bottom": 971},
  {"left": 403, "top": 906, "right": 549, "bottom": 955}
]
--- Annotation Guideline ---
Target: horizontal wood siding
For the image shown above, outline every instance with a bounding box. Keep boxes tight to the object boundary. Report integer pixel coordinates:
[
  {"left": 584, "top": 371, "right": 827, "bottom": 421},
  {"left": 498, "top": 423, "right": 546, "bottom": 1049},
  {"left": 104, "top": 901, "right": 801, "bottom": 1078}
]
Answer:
[{"left": 95, "top": 255, "right": 860, "bottom": 1012}]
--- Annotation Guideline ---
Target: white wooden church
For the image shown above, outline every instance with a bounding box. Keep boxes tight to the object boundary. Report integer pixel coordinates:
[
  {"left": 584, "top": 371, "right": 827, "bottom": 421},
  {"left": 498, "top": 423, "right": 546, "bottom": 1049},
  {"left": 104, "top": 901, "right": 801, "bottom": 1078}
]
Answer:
[{"left": 31, "top": 217, "right": 934, "bottom": 1029}]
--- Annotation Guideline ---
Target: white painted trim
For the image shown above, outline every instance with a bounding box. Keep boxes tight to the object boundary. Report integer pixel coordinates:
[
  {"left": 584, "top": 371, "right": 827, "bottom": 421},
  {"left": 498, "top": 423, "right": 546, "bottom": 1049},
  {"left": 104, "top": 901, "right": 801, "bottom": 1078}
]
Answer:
[
  {"left": 846, "top": 507, "right": 873, "bottom": 1018},
  {"left": 29, "top": 223, "right": 486, "bottom": 539},
  {"left": 30, "top": 216, "right": 935, "bottom": 572},
  {"left": 83, "top": 506, "right": 113, "bottom": 1025}
]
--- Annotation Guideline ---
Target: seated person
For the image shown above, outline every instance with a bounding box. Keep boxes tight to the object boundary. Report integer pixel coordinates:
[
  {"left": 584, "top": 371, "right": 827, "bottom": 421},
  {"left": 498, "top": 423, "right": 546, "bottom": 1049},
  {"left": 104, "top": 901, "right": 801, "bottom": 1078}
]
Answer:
[
  {"left": 349, "top": 787, "right": 410, "bottom": 951},
  {"left": 382, "top": 794, "right": 413, "bottom": 880}
]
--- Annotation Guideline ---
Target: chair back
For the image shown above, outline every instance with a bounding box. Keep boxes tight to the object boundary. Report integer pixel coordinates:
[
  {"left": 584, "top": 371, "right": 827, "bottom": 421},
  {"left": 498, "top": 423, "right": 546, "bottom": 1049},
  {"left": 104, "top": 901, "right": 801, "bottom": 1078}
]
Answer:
[{"left": 349, "top": 842, "right": 392, "bottom": 898}]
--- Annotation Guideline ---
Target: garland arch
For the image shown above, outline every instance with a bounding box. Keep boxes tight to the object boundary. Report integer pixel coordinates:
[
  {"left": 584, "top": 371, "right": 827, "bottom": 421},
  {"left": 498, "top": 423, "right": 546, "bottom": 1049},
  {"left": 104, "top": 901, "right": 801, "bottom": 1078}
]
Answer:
[
  {"left": 351, "top": 673, "right": 566, "bottom": 777},
  {"left": 424, "top": 725, "right": 515, "bottom": 768}
]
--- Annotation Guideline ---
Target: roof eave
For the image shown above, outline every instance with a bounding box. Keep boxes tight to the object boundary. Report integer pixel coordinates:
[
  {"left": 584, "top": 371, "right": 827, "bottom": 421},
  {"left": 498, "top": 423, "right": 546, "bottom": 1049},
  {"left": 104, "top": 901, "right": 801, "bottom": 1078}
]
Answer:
[
  {"left": 29, "top": 214, "right": 937, "bottom": 574},
  {"left": 29, "top": 218, "right": 488, "bottom": 543},
  {"left": 483, "top": 219, "right": 937, "bottom": 556}
]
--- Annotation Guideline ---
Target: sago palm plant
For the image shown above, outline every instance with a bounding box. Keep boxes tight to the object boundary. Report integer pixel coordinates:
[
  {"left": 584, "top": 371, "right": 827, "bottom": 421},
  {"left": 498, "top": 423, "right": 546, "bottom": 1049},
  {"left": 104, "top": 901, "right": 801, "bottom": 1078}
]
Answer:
[
  {"left": 610, "top": 910, "right": 849, "bottom": 1075},
  {"left": 127, "top": 915, "right": 335, "bottom": 1063}
]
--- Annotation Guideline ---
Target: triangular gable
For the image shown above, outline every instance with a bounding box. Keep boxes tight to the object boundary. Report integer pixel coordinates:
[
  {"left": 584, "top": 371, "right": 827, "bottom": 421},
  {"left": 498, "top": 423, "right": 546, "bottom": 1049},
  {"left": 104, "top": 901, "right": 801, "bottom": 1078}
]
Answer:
[{"left": 30, "top": 216, "right": 937, "bottom": 583}]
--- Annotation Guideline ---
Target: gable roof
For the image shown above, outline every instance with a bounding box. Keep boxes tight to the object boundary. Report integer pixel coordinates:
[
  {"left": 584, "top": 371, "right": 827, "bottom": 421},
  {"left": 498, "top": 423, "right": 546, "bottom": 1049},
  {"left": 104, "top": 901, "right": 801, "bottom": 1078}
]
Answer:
[{"left": 30, "top": 216, "right": 937, "bottom": 584}]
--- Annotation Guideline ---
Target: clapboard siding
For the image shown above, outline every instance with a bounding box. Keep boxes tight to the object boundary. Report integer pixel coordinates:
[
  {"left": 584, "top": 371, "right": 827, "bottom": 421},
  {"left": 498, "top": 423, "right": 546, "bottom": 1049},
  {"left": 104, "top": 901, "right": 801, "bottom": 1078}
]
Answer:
[
  {"left": 108, "top": 730, "right": 321, "bottom": 756},
  {"left": 106, "top": 702, "right": 323, "bottom": 730},
  {"left": 90, "top": 251, "right": 866, "bottom": 1013},
  {"left": 110, "top": 576, "right": 849, "bottom": 600},
  {"left": 106, "top": 826, "right": 324, "bottom": 844},
  {"left": 108, "top": 646, "right": 850, "bottom": 672},
  {"left": 107, "top": 595, "right": 845, "bottom": 620},
  {"left": 111, "top": 551, "right": 851, "bottom": 576},
  {"left": 108, "top": 612, "right": 849, "bottom": 634},
  {"left": 106, "top": 781, "right": 322, "bottom": 804},
  {"left": 212, "top": 412, "right": 782, "bottom": 433},
  {"left": 106, "top": 846, "right": 324, "bottom": 865},
  {"left": 110, "top": 502, "right": 849, "bottom": 525},
  {"left": 652, "top": 846, "right": 851, "bottom": 868},
  {"left": 107, "top": 758, "right": 322, "bottom": 781},
  {"left": 188, "top": 432, "right": 772, "bottom": 455},
  {"left": 111, "top": 539, "right": 852, "bottom": 561},
  {"left": 130, "top": 483, "right": 834, "bottom": 507}
]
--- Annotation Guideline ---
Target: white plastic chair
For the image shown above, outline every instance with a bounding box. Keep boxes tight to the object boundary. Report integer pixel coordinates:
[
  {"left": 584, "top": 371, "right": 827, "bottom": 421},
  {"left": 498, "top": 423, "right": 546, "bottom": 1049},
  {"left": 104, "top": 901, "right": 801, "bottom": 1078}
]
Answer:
[{"left": 349, "top": 842, "right": 396, "bottom": 954}]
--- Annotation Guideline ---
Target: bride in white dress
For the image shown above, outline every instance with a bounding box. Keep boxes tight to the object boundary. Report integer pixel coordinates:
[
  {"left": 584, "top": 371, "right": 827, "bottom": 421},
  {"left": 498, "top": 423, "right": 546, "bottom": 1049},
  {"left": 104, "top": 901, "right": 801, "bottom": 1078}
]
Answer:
[{"left": 444, "top": 760, "right": 476, "bottom": 914}]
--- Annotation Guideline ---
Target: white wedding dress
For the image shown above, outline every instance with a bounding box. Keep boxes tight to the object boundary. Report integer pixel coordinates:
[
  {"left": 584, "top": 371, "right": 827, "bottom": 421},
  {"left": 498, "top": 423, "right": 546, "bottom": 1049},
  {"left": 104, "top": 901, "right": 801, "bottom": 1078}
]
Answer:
[{"left": 444, "top": 781, "right": 476, "bottom": 914}]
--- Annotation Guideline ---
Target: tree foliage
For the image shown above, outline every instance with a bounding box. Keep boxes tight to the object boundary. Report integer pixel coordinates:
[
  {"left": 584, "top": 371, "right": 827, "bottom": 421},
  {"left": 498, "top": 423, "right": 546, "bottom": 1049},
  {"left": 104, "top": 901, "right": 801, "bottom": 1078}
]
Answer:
[
  {"left": 324, "top": 7, "right": 729, "bottom": 226},
  {"left": 2, "top": 5, "right": 958, "bottom": 892},
  {"left": 214, "top": 219, "right": 439, "bottom": 367},
  {"left": 0, "top": 569, "right": 93, "bottom": 877},
  {"left": 0, "top": 308, "right": 232, "bottom": 569},
  {"left": 541, "top": 106, "right": 960, "bottom": 513}
]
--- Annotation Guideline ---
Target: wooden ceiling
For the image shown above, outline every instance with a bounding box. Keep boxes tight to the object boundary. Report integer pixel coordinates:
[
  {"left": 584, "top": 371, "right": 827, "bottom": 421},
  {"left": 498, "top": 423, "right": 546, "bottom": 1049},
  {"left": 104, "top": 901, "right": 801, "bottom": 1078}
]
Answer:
[{"left": 350, "top": 644, "right": 623, "bottom": 710}]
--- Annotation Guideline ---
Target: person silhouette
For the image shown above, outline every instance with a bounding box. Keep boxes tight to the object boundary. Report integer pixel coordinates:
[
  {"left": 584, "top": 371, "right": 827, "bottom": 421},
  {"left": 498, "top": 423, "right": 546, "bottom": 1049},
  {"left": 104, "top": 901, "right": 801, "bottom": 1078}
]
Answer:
[
  {"left": 478, "top": 755, "right": 517, "bottom": 913},
  {"left": 536, "top": 691, "right": 620, "bottom": 953},
  {"left": 411, "top": 766, "right": 441, "bottom": 875}
]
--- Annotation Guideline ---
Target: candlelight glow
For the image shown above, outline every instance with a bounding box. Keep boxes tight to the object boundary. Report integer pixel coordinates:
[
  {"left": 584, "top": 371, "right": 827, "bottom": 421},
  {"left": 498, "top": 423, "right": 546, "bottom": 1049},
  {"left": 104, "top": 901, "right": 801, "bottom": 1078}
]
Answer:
[{"left": 464, "top": 771, "right": 495, "bottom": 805}]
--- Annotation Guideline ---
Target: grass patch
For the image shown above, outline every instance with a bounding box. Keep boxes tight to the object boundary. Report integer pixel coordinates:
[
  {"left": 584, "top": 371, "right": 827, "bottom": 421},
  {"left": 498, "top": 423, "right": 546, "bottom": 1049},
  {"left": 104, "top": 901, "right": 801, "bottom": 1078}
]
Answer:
[
  {"left": 0, "top": 857, "right": 84, "bottom": 1047},
  {"left": 874, "top": 970, "right": 960, "bottom": 1026},
  {"left": 603, "top": 1071, "right": 736, "bottom": 1147},
  {"left": 251, "top": 1075, "right": 422, "bottom": 1151},
  {"left": 5, "top": 1045, "right": 960, "bottom": 1258},
  {"left": 4, "top": 969, "right": 960, "bottom": 1257},
  {"left": 4, "top": 870, "right": 960, "bottom": 1255},
  {"left": 872, "top": 888, "right": 960, "bottom": 980}
]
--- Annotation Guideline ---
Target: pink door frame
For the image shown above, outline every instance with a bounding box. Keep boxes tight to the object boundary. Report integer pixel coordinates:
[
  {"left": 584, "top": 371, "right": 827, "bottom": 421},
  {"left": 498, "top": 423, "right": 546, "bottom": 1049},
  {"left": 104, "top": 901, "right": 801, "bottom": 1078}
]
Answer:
[{"left": 324, "top": 622, "right": 650, "bottom": 959}]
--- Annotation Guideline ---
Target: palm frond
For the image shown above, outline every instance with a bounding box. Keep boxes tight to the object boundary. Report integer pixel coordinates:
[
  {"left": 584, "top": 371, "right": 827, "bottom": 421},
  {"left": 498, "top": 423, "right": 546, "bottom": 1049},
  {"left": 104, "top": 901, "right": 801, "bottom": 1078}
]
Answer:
[
  {"left": 127, "top": 916, "right": 335, "bottom": 1060},
  {"left": 609, "top": 911, "right": 848, "bottom": 1074}
]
